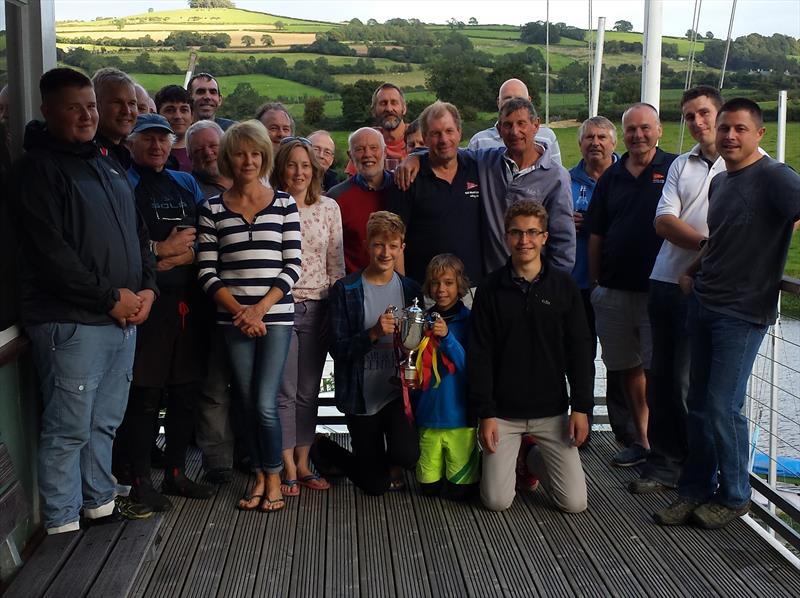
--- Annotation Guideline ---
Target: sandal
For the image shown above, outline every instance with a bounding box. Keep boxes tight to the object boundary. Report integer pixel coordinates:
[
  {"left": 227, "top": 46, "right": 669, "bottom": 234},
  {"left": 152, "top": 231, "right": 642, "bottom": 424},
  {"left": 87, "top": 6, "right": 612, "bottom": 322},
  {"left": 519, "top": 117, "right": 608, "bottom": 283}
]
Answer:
[
  {"left": 298, "top": 474, "right": 330, "bottom": 491},
  {"left": 280, "top": 479, "right": 300, "bottom": 496},
  {"left": 236, "top": 493, "right": 264, "bottom": 511},
  {"left": 259, "top": 496, "right": 285, "bottom": 512}
]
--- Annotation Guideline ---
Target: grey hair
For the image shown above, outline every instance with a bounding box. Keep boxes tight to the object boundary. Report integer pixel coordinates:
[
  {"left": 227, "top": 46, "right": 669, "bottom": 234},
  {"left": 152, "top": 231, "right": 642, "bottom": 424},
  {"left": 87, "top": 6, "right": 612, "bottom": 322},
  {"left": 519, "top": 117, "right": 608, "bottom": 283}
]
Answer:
[
  {"left": 348, "top": 127, "right": 386, "bottom": 153},
  {"left": 254, "top": 101, "right": 295, "bottom": 129},
  {"left": 499, "top": 97, "right": 538, "bottom": 121},
  {"left": 622, "top": 102, "right": 661, "bottom": 126},
  {"left": 91, "top": 67, "right": 135, "bottom": 99},
  {"left": 577, "top": 116, "right": 617, "bottom": 145},
  {"left": 185, "top": 119, "right": 224, "bottom": 153}
]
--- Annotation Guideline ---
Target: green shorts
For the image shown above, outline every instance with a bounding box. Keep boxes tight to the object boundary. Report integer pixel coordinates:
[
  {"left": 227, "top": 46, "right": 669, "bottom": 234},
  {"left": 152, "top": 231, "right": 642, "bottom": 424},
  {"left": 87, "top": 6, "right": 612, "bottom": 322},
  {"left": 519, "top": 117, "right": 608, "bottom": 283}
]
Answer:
[{"left": 416, "top": 426, "right": 480, "bottom": 485}]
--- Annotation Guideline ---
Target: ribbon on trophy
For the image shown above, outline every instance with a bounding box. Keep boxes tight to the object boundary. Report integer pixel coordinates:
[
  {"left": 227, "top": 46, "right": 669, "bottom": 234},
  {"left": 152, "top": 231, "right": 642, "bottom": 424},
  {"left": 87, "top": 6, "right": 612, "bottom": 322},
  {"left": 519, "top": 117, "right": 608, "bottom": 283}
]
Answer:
[{"left": 414, "top": 324, "right": 455, "bottom": 391}]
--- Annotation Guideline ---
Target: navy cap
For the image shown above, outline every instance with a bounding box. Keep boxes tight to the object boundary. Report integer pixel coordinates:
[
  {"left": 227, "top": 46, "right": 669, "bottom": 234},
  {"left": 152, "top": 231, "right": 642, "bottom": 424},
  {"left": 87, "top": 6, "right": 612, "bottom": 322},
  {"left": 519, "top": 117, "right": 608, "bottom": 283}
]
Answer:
[{"left": 133, "top": 113, "right": 174, "bottom": 135}]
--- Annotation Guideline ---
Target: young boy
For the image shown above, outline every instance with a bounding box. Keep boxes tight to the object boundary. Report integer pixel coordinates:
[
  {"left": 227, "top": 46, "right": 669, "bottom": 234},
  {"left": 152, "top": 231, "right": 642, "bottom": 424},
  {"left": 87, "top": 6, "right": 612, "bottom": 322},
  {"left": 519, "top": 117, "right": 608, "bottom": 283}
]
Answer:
[
  {"left": 312, "top": 211, "right": 423, "bottom": 495},
  {"left": 469, "top": 200, "right": 593, "bottom": 513},
  {"left": 414, "top": 254, "right": 479, "bottom": 500}
]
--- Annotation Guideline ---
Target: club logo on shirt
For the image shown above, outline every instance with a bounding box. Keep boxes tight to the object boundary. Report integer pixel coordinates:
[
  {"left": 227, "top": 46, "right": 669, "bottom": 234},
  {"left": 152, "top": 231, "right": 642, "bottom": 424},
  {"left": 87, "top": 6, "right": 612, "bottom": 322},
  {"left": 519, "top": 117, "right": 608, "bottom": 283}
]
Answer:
[
  {"left": 466, "top": 181, "right": 478, "bottom": 190},
  {"left": 465, "top": 181, "right": 480, "bottom": 200},
  {"left": 652, "top": 172, "right": 666, "bottom": 184}
]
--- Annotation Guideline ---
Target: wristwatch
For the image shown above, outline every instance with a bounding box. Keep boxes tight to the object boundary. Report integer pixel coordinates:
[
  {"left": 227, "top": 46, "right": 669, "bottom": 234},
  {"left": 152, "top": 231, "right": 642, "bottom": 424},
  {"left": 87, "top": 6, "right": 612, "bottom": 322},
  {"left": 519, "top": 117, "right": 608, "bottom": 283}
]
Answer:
[{"left": 149, "top": 239, "right": 160, "bottom": 259}]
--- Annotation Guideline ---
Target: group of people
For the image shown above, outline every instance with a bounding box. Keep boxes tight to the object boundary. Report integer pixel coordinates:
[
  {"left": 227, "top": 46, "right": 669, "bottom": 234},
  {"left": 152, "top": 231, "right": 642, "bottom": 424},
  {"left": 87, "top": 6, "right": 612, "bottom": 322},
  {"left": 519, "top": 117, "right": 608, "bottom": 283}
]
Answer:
[{"left": 9, "top": 63, "right": 799, "bottom": 537}]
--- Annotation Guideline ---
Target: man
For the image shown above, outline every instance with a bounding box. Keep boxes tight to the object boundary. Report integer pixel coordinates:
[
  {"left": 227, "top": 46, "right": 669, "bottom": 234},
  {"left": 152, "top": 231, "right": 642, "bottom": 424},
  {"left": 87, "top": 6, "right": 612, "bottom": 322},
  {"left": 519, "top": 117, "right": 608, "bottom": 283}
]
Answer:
[
  {"left": 256, "top": 102, "right": 294, "bottom": 154},
  {"left": 188, "top": 72, "right": 235, "bottom": 131},
  {"left": 469, "top": 200, "right": 592, "bottom": 513},
  {"left": 570, "top": 116, "right": 633, "bottom": 449},
  {"left": 328, "top": 127, "right": 395, "bottom": 273},
  {"left": 468, "top": 78, "right": 562, "bottom": 166},
  {"left": 655, "top": 99, "right": 800, "bottom": 529},
  {"left": 185, "top": 118, "right": 235, "bottom": 483},
  {"left": 91, "top": 67, "right": 138, "bottom": 169},
  {"left": 586, "top": 103, "right": 677, "bottom": 467},
  {"left": 309, "top": 129, "right": 339, "bottom": 191},
  {"left": 12, "top": 67, "right": 157, "bottom": 533},
  {"left": 388, "top": 101, "right": 482, "bottom": 288},
  {"left": 630, "top": 86, "right": 726, "bottom": 494},
  {"left": 114, "top": 113, "right": 213, "bottom": 511},
  {"left": 397, "top": 98, "right": 574, "bottom": 276},
  {"left": 186, "top": 119, "right": 231, "bottom": 198},
  {"left": 155, "top": 84, "right": 194, "bottom": 172},
  {"left": 345, "top": 83, "right": 409, "bottom": 175},
  {"left": 133, "top": 83, "right": 154, "bottom": 115}
]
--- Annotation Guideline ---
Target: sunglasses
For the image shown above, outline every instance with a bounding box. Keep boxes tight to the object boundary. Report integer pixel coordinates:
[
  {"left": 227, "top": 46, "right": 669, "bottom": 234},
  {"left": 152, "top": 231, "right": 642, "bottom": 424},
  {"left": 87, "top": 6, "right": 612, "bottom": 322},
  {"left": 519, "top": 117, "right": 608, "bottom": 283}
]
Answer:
[{"left": 280, "top": 136, "right": 312, "bottom": 147}]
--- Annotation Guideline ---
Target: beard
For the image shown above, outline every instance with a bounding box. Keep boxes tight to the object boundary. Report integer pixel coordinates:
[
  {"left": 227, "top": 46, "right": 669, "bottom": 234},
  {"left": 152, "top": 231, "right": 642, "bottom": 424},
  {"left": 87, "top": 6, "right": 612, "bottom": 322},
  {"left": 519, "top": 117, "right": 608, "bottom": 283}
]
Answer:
[{"left": 380, "top": 114, "right": 403, "bottom": 131}]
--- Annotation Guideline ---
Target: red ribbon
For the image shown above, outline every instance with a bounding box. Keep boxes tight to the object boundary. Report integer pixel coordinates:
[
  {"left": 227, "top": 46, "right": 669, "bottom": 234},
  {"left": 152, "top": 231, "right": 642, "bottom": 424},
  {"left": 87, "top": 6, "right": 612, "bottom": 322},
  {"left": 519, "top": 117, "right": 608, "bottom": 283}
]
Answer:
[{"left": 177, "top": 301, "right": 190, "bottom": 331}]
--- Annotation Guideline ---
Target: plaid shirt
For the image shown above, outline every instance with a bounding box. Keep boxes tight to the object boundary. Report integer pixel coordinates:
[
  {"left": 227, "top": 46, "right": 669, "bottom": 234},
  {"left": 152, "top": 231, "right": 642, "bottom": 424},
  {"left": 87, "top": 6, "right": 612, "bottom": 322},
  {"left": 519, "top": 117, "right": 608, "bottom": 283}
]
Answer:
[{"left": 329, "top": 269, "right": 423, "bottom": 415}]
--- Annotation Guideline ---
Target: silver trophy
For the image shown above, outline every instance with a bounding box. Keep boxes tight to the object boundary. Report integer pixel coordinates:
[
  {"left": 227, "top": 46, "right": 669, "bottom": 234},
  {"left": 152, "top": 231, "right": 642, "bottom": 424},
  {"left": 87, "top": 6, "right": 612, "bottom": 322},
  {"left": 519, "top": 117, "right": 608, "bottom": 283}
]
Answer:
[{"left": 389, "top": 298, "right": 440, "bottom": 389}]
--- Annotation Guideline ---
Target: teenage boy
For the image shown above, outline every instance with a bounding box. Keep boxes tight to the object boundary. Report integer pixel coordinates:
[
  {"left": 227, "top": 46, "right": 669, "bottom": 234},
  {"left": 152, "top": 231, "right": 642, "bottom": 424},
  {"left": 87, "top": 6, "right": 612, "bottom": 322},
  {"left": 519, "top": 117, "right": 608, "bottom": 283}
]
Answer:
[
  {"left": 312, "top": 211, "right": 423, "bottom": 495},
  {"left": 655, "top": 99, "right": 800, "bottom": 529},
  {"left": 469, "top": 200, "right": 593, "bottom": 513}
]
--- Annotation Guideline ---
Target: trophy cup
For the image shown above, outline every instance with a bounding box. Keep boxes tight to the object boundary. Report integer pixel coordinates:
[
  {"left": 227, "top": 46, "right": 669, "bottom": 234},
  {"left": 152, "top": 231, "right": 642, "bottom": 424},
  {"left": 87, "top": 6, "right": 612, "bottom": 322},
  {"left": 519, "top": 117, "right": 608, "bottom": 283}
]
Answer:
[{"left": 391, "top": 298, "right": 439, "bottom": 389}]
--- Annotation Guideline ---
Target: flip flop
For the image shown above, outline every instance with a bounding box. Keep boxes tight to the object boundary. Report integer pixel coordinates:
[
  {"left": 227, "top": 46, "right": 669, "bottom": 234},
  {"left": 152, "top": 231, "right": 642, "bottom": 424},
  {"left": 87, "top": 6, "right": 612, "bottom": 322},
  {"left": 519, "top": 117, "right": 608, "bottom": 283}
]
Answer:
[
  {"left": 298, "top": 474, "right": 330, "bottom": 491},
  {"left": 280, "top": 479, "right": 300, "bottom": 496},
  {"left": 259, "top": 496, "right": 285, "bottom": 512},
  {"left": 236, "top": 493, "right": 264, "bottom": 511}
]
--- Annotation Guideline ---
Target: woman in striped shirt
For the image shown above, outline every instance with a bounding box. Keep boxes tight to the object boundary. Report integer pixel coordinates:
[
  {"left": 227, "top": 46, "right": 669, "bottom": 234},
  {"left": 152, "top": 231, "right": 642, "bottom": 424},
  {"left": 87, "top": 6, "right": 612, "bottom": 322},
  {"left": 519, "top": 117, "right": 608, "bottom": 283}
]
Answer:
[{"left": 197, "top": 121, "right": 301, "bottom": 512}]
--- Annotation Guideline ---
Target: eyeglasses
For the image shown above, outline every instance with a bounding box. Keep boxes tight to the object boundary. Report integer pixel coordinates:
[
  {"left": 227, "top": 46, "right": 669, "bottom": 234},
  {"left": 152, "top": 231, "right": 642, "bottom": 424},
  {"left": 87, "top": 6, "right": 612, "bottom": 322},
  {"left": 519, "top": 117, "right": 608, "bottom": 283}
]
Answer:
[
  {"left": 313, "top": 146, "right": 335, "bottom": 158},
  {"left": 280, "top": 136, "right": 312, "bottom": 147},
  {"left": 507, "top": 228, "right": 546, "bottom": 240}
]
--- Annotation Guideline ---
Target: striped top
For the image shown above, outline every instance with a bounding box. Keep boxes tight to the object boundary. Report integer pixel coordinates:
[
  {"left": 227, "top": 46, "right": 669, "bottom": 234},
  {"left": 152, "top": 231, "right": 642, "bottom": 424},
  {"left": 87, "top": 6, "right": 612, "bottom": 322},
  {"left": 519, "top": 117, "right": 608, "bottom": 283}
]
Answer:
[{"left": 197, "top": 190, "right": 302, "bottom": 325}]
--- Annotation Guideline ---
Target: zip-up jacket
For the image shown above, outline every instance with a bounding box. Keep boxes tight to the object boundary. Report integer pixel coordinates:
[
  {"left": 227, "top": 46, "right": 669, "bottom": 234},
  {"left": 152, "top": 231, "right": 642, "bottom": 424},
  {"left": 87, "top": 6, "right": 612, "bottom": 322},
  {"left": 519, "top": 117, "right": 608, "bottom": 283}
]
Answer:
[
  {"left": 468, "top": 260, "right": 594, "bottom": 420},
  {"left": 12, "top": 120, "right": 157, "bottom": 326}
]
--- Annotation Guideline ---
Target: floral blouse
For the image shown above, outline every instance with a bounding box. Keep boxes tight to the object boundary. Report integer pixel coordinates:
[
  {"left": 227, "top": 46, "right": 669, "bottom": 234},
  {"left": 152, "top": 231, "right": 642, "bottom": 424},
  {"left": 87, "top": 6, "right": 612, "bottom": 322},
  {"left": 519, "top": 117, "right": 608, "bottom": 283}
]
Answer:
[{"left": 292, "top": 195, "right": 346, "bottom": 301}]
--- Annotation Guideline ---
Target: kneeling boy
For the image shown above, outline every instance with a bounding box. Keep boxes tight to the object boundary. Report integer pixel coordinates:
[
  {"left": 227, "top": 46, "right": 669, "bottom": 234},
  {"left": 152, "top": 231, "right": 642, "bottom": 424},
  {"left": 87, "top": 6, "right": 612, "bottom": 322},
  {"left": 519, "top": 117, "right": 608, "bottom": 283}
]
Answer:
[{"left": 469, "top": 200, "right": 593, "bottom": 513}]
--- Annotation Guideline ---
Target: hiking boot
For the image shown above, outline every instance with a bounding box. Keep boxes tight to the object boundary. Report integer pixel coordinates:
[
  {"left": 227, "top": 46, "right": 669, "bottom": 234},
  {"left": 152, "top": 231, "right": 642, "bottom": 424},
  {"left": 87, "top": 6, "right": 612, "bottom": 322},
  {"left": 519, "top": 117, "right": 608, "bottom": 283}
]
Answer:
[
  {"left": 132, "top": 476, "right": 173, "bottom": 512},
  {"left": 162, "top": 470, "right": 215, "bottom": 499},
  {"left": 612, "top": 444, "right": 650, "bottom": 467},
  {"left": 205, "top": 467, "right": 234, "bottom": 485},
  {"left": 115, "top": 495, "right": 154, "bottom": 520},
  {"left": 628, "top": 477, "right": 674, "bottom": 495},
  {"left": 653, "top": 497, "right": 704, "bottom": 526},
  {"left": 692, "top": 500, "right": 751, "bottom": 529}
]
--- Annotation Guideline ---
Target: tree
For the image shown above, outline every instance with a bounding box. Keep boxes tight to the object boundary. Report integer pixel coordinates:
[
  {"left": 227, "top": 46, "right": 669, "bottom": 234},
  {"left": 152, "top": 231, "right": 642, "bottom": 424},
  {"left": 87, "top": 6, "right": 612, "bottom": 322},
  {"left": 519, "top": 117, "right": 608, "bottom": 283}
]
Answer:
[
  {"left": 469, "top": 17, "right": 478, "bottom": 26},
  {"left": 686, "top": 29, "right": 697, "bottom": 40},
  {"left": 148, "top": 7, "right": 154, "bottom": 12},
  {"left": 242, "top": 35, "right": 255, "bottom": 47},
  {"left": 274, "top": 20, "right": 286, "bottom": 31},
  {"left": 521, "top": 21, "right": 561, "bottom": 44},
  {"left": 260, "top": 34, "right": 274, "bottom": 47},
  {"left": 217, "top": 83, "right": 264, "bottom": 121},
  {"left": 341, "top": 79, "right": 382, "bottom": 127},
  {"left": 112, "top": 18, "right": 126, "bottom": 31},
  {"left": 705, "top": 31, "right": 714, "bottom": 39},
  {"left": 613, "top": 20, "right": 633, "bottom": 32},
  {"left": 304, "top": 97, "right": 325, "bottom": 126}
]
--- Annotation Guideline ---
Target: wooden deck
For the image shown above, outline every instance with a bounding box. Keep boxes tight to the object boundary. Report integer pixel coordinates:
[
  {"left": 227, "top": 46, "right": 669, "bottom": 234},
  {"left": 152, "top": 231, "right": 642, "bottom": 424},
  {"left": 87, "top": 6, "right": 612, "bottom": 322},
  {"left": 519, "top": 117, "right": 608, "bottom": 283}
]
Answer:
[{"left": 5, "top": 432, "right": 800, "bottom": 598}]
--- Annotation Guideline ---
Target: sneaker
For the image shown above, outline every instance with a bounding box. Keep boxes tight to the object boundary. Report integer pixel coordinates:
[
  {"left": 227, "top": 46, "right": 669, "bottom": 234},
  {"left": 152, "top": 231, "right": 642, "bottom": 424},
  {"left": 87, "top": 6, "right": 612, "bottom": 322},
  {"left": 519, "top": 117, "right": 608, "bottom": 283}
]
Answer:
[
  {"left": 653, "top": 497, "right": 704, "bottom": 526},
  {"left": 115, "top": 495, "right": 154, "bottom": 520},
  {"left": 162, "top": 470, "right": 215, "bottom": 499},
  {"left": 692, "top": 501, "right": 750, "bottom": 529},
  {"left": 628, "top": 477, "right": 674, "bottom": 494},
  {"left": 205, "top": 467, "right": 234, "bottom": 484},
  {"left": 132, "top": 476, "right": 173, "bottom": 512},
  {"left": 612, "top": 444, "right": 650, "bottom": 467}
]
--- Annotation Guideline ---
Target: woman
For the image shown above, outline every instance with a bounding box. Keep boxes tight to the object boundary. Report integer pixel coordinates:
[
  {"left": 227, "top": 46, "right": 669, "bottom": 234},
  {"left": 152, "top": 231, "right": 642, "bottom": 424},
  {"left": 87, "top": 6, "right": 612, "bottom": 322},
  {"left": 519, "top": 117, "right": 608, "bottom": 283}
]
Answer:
[
  {"left": 271, "top": 138, "right": 345, "bottom": 496},
  {"left": 197, "top": 121, "right": 302, "bottom": 512}
]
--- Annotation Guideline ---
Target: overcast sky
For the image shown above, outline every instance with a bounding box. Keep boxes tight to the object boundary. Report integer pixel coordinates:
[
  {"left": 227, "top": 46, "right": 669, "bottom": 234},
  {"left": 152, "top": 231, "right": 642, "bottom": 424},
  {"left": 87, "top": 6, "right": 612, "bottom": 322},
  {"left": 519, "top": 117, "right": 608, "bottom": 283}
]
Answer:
[{"left": 49, "top": 0, "right": 800, "bottom": 40}]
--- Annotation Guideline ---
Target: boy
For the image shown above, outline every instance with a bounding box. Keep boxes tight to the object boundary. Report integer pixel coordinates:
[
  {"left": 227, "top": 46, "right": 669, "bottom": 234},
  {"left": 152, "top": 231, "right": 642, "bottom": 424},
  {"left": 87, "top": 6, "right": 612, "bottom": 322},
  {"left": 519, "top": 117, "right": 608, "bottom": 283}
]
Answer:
[
  {"left": 405, "top": 118, "right": 424, "bottom": 152},
  {"left": 469, "top": 200, "right": 593, "bottom": 513},
  {"left": 414, "top": 254, "right": 479, "bottom": 500},
  {"left": 312, "top": 211, "right": 423, "bottom": 495}
]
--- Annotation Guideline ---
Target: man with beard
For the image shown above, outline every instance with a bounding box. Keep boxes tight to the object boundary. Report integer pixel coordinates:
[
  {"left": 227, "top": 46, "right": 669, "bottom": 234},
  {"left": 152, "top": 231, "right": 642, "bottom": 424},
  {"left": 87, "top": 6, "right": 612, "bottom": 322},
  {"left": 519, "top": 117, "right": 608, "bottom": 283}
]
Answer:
[
  {"left": 186, "top": 119, "right": 231, "bottom": 199},
  {"left": 188, "top": 72, "right": 235, "bottom": 131},
  {"left": 91, "top": 67, "right": 138, "bottom": 169},
  {"left": 346, "top": 83, "right": 409, "bottom": 175}
]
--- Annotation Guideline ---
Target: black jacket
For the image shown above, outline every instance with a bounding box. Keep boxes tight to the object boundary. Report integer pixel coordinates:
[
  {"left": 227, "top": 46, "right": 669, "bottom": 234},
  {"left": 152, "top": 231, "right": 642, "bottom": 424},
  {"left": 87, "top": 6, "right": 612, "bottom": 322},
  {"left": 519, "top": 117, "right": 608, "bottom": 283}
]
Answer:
[
  {"left": 468, "top": 260, "right": 594, "bottom": 420},
  {"left": 11, "top": 121, "right": 157, "bottom": 326}
]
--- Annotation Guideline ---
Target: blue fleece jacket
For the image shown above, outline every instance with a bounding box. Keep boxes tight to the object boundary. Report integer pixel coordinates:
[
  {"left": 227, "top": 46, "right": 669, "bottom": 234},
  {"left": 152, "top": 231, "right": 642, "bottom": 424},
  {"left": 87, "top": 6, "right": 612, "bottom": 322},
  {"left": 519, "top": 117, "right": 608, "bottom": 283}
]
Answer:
[{"left": 413, "top": 303, "right": 471, "bottom": 428}]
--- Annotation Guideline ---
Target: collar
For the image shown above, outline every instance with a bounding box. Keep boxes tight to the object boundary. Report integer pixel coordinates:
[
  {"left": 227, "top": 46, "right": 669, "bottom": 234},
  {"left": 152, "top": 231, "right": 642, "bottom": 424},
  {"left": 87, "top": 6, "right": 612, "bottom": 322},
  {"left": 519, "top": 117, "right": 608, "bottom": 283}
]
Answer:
[
  {"left": 354, "top": 170, "right": 393, "bottom": 191},
  {"left": 502, "top": 142, "right": 548, "bottom": 177},
  {"left": 617, "top": 147, "right": 670, "bottom": 173}
]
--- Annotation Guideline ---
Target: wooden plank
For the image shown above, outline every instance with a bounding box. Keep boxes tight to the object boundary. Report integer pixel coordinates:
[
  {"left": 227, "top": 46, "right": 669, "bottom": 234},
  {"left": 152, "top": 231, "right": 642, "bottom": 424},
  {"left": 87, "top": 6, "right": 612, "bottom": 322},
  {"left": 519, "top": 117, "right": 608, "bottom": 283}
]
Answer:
[
  {"left": 323, "top": 477, "right": 358, "bottom": 598},
  {"left": 0, "top": 481, "right": 28, "bottom": 541},
  {"left": 384, "top": 472, "right": 432, "bottom": 598},
  {"left": 3, "top": 530, "right": 83, "bottom": 598},
  {"left": 356, "top": 492, "right": 396, "bottom": 597},
  {"left": 86, "top": 515, "right": 163, "bottom": 598},
  {"left": 253, "top": 483, "right": 299, "bottom": 597},
  {"left": 42, "top": 521, "right": 124, "bottom": 598},
  {"left": 287, "top": 483, "right": 327, "bottom": 598},
  {"left": 0, "top": 442, "right": 16, "bottom": 488}
]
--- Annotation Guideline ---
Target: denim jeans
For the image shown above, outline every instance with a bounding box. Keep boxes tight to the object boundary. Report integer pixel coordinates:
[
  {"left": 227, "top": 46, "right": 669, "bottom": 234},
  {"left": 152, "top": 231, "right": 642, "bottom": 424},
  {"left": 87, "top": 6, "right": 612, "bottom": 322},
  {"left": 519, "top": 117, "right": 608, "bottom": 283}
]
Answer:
[
  {"left": 224, "top": 324, "right": 292, "bottom": 474},
  {"left": 27, "top": 322, "right": 136, "bottom": 532},
  {"left": 678, "top": 295, "right": 767, "bottom": 508},
  {"left": 643, "top": 281, "right": 690, "bottom": 486}
]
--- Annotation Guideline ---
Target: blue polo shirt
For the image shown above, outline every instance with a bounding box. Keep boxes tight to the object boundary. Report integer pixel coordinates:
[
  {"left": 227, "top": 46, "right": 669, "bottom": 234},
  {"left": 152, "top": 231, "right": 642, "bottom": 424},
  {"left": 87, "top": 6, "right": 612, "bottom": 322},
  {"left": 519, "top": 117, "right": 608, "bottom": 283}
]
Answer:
[{"left": 586, "top": 148, "right": 677, "bottom": 292}]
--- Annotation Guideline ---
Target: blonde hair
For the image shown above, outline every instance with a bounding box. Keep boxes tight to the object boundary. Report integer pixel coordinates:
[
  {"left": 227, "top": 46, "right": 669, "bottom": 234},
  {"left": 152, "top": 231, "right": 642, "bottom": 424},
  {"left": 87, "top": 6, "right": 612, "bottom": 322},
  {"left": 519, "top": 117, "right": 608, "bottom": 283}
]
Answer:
[
  {"left": 218, "top": 120, "right": 273, "bottom": 180},
  {"left": 423, "top": 253, "right": 470, "bottom": 299},
  {"left": 366, "top": 211, "right": 405, "bottom": 242},
  {"left": 269, "top": 140, "right": 324, "bottom": 205}
]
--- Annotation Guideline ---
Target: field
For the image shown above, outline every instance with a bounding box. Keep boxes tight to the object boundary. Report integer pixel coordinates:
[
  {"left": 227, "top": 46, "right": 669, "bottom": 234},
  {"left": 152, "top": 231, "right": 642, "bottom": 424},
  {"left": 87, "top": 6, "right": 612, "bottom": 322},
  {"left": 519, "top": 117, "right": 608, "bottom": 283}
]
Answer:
[{"left": 130, "top": 72, "right": 329, "bottom": 100}]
